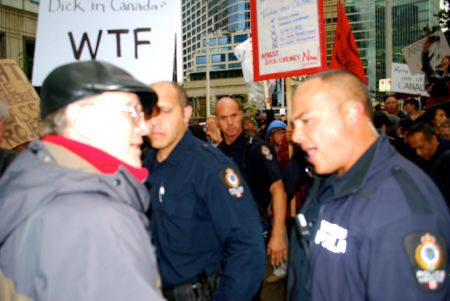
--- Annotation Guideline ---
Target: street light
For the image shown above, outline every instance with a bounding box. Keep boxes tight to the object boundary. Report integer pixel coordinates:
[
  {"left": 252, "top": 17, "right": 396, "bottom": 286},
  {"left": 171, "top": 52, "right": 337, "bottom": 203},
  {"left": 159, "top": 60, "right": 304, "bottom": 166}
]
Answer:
[{"left": 206, "top": 31, "right": 211, "bottom": 117}]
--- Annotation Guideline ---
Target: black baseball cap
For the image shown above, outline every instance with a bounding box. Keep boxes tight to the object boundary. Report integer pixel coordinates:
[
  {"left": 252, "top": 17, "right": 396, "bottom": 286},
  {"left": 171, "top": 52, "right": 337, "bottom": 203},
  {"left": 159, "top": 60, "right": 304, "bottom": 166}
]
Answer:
[{"left": 40, "top": 60, "right": 157, "bottom": 118}]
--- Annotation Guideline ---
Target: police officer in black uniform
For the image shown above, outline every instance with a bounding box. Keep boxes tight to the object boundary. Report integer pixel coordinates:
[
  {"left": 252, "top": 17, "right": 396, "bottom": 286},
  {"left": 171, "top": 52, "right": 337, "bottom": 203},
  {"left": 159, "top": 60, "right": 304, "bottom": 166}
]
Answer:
[
  {"left": 214, "top": 97, "right": 288, "bottom": 281},
  {"left": 288, "top": 70, "right": 450, "bottom": 301},
  {"left": 143, "top": 82, "right": 265, "bottom": 301}
]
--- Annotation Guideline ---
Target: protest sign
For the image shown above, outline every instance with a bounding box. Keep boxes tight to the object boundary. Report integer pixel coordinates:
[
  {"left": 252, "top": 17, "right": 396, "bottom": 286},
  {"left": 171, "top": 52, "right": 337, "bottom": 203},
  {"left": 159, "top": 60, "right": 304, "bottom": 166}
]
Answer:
[
  {"left": 32, "top": 0, "right": 178, "bottom": 86},
  {"left": 250, "top": 0, "right": 327, "bottom": 80},
  {"left": 390, "top": 63, "right": 428, "bottom": 96},
  {"left": 402, "top": 31, "right": 450, "bottom": 75},
  {"left": 0, "top": 59, "right": 40, "bottom": 149}
]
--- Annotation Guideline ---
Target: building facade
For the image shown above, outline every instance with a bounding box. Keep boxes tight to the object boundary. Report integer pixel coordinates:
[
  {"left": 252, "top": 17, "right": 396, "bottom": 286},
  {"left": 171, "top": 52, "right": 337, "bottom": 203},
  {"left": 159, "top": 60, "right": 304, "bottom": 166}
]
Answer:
[
  {"left": 181, "top": 0, "right": 251, "bottom": 119},
  {"left": 0, "top": 0, "right": 39, "bottom": 80},
  {"left": 182, "top": 0, "right": 441, "bottom": 116}
]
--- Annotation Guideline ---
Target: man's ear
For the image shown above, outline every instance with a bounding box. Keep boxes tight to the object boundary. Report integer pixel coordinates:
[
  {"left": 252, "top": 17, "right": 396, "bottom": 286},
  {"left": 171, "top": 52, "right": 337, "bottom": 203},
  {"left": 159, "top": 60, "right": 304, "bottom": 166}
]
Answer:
[
  {"left": 64, "top": 102, "right": 92, "bottom": 139},
  {"left": 345, "top": 101, "right": 364, "bottom": 125},
  {"left": 183, "top": 105, "right": 193, "bottom": 124}
]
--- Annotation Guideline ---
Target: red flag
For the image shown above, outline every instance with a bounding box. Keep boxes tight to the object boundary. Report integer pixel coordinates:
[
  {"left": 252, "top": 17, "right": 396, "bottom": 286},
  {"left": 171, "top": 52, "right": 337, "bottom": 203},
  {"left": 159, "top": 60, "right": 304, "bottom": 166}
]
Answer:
[{"left": 329, "top": 0, "right": 368, "bottom": 84}]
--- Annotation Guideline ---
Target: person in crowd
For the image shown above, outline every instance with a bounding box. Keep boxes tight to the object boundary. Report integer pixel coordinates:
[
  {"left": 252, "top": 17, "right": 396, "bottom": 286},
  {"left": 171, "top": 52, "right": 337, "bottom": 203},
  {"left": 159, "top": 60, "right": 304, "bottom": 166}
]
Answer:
[
  {"left": 0, "top": 61, "right": 164, "bottom": 300},
  {"left": 407, "top": 122, "right": 450, "bottom": 209},
  {"left": 215, "top": 97, "right": 287, "bottom": 300},
  {"left": 420, "top": 103, "right": 448, "bottom": 133},
  {"left": 287, "top": 69, "right": 449, "bottom": 300},
  {"left": 372, "top": 111, "right": 393, "bottom": 137},
  {"left": 244, "top": 116, "right": 259, "bottom": 137},
  {"left": 438, "top": 119, "right": 450, "bottom": 141},
  {"left": 204, "top": 115, "right": 223, "bottom": 146},
  {"left": 403, "top": 98, "right": 422, "bottom": 121},
  {"left": 0, "top": 98, "right": 16, "bottom": 176},
  {"left": 384, "top": 94, "right": 406, "bottom": 119},
  {"left": 143, "top": 82, "right": 265, "bottom": 301},
  {"left": 265, "top": 120, "right": 287, "bottom": 155},
  {"left": 391, "top": 117, "right": 421, "bottom": 165},
  {"left": 422, "top": 35, "right": 450, "bottom": 107},
  {"left": 264, "top": 119, "right": 289, "bottom": 284}
]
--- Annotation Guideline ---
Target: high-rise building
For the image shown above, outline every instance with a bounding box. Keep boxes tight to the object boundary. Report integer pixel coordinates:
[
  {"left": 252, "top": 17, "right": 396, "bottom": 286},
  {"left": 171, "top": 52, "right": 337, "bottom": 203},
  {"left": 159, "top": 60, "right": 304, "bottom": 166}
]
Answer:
[
  {"left": 302, "top": 0, "right": 439, "bottom": 97},
  {"left": 182, "top": 0, "right": 441, "bottom": 115},
  {"left": 181, "top": 0, "right": 252, "bottom": 119}
]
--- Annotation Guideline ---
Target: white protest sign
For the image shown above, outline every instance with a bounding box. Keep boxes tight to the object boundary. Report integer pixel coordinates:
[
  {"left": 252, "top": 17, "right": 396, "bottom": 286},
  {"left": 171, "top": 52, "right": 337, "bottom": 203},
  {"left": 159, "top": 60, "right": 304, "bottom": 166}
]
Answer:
[
  {"left": 32, "top": 0, "right": 178, "bottom": 86},
  {"left": 391, "top": 63, "right": 429, "bottom": 96},
  {"left": 402, "top": 31, "right": 450, "bottom": 75},
  {"left": 250, "top": 0, "right": 327, "bottom": 80},
  {"left": 378, "top": 78, "right": 391, "bottom": 92}
]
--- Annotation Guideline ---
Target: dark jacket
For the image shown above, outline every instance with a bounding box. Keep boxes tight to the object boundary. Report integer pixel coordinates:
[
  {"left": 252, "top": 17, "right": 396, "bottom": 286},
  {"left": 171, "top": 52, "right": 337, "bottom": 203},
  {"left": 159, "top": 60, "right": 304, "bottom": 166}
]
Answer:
[
  {"left": 0, "top": 140, "right": 164, "bottom": 301},
  {"left": 287, "top": 134, "right": 450, "bottom": 301},
  {"left": 145, "top": 131, "right": 265, "bottom": 300}
]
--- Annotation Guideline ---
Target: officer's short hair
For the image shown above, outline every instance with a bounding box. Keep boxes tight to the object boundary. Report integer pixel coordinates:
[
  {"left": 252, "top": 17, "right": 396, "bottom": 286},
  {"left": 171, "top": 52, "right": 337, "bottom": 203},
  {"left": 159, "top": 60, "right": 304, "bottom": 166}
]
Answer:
[
  {"left": 407, "top": 122, "right": 436, "bottom": 140},
  {"left": 310, "top": 69, "right": 372, "bottom": 118},
  {"left": 152, "top": 82, "right": 188, "bottom": 107},
  {"left": 173, "top": 83, "right": 188, "bottom": 107}
]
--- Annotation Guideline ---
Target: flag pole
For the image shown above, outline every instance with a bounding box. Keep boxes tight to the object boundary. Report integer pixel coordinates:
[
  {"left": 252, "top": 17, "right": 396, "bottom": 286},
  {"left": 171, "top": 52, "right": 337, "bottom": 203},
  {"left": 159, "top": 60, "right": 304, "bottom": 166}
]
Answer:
[{"left": 286, "top": 77, "right": 296, "bottom": 217}]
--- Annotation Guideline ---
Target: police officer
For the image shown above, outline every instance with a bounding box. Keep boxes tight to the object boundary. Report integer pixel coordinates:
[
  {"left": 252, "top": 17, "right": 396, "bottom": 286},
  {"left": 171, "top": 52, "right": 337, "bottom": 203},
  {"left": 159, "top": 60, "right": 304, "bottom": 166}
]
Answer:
[
  {"left": 288, "top": 69, "right": 450, "bottom": 300},
  {"left": 214, "top": 98, "right": 287, "bottom": 275},
  {"left": 143, "top": 82, "right": 265, "bottom": 301}
]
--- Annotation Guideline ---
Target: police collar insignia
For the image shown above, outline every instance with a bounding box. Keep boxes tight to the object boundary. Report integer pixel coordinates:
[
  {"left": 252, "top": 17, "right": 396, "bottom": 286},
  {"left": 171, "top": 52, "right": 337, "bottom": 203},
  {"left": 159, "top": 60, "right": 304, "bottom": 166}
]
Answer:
[
  {"left": 260, "top": 145, "right": 273, "bottom": 160},
  {"left": 404, "top": 232, "right": 447, "bottom": 291},
  {"left": 224, "top": 168, "right": 244, "bottom": 198}
]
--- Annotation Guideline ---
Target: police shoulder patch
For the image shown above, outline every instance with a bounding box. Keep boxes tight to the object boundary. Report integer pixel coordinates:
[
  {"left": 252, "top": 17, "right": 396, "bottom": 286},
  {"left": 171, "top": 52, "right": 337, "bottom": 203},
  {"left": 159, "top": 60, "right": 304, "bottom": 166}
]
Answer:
[
  {"left": 222, "top": 168, "right": 244, "bottom": 199},
  {"left": 403, "top": 232, "right": 447, "bottom": 291},
  {"left": 259, "top": 145, "right": 273, "bottom": 160}
]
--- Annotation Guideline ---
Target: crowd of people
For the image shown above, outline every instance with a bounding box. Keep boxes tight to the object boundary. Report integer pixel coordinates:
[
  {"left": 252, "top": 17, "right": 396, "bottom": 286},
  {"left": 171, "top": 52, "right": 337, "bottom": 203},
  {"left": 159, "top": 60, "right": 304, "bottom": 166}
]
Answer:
[{"left": 0, "top": 61, "right": 449, "bottom": 301}]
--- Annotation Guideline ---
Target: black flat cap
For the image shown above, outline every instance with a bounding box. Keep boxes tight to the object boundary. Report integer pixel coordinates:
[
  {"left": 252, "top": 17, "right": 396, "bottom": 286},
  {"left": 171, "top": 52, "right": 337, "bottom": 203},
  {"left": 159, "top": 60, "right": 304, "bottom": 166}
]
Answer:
[{"left": 40, "top": 60, "right": 157, "bottom": 118}]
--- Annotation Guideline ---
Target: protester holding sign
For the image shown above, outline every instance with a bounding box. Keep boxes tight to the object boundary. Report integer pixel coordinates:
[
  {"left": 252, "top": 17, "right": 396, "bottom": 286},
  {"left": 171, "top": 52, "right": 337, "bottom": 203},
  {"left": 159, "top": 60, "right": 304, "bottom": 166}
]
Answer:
[{"left": 422, "top": 35, "right": 450, "bottom": 107}]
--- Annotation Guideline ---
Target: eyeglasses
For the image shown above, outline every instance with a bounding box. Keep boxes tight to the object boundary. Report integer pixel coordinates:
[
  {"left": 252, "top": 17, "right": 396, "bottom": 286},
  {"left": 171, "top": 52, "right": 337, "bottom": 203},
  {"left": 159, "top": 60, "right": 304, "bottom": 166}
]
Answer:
[{"left": 120, "top": 105, "right": 144, "bottom": 125}]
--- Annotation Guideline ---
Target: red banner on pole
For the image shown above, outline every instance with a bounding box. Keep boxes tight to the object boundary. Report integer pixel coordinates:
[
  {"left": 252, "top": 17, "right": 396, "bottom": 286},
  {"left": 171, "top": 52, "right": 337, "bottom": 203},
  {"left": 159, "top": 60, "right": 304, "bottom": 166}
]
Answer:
[{"left": 329, "top": 0, "right": 368, "bottom": 84}]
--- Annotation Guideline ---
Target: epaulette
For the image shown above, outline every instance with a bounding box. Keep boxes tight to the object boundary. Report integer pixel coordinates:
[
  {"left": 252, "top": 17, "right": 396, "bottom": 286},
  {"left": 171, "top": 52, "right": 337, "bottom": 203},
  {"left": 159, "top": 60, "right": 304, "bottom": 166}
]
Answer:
[{"left": 391, "top": 165, "right": 432, "bottom": 214}]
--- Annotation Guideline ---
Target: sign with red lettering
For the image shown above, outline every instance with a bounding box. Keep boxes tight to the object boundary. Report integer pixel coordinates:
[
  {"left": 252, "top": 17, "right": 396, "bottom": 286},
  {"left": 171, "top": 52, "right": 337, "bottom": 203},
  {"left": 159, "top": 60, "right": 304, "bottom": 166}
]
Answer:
[
  {"left": 0, "top": 60, "right": 40, "bottom": 149},
  {"left": 32, "top": 0, "right": 178, "bottom": 86},
  {"left": 250, "top": 0, "right": 327, "bottom": 80}
]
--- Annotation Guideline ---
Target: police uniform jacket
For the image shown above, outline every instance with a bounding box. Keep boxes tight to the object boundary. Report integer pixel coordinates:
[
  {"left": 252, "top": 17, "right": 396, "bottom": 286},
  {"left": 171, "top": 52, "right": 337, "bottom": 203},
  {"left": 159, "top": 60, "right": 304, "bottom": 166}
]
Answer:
[
  {"left": 218, "top": 131, "right": 282, "bottom": 219},
  {"left": 289, "top": 134, "right": 450, "bottom": 301},
  {"left": 144, "top": 131, "right": 266, "bottom": 300}
]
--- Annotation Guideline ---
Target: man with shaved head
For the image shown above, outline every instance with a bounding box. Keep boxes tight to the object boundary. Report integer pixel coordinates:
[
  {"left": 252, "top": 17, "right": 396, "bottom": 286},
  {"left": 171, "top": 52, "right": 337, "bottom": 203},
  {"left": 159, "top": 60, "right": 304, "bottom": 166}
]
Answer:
[
  {"left": 215, "top": 97, "right": 288, "bottom": 292},
  {"left": 143, "top": 82, "right": 265, "bottom": 300},
  {"left": 287, "top": 70, "right": 450, "bottom": 300}
]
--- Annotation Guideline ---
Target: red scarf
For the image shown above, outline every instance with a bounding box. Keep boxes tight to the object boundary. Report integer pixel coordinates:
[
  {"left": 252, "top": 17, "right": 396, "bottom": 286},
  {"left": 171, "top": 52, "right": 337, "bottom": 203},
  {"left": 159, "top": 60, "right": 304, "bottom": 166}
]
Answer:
[{"left": 42, "top": 135, "right": 148, "bottom": 182}]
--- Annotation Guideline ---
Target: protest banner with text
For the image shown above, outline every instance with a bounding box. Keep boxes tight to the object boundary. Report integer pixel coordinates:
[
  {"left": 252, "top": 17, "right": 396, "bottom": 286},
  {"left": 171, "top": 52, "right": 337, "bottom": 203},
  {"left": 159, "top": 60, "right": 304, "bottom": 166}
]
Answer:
[
  {"left": 390, "top": 63, "right": 429, "bottom": 96},
  {"left": 250, "top": 0, "right": 327, "bottom": 80},
  {"left": 32, "top": 0, "right": 178, "bottom": 86}
]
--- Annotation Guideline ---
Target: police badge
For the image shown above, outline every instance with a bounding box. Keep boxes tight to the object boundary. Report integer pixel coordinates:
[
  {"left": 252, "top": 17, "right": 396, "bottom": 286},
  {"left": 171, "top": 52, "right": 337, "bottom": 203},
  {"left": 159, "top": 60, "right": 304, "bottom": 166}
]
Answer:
[{"left": 223, "top": 168, "right": 244, "bottom": 198}]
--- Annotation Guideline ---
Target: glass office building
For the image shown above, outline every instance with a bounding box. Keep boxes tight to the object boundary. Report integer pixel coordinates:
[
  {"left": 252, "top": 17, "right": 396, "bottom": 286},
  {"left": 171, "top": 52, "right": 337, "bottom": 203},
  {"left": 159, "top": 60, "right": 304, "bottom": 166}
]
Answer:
[
  {"left": 182, "top": 0, "right": 440, "bottom": 104},
  {"left": 321, "top": 0, "right": 439, "bottom": 95},
  {"left": 182, "top": 0, "right": 251, "bottom": 81}
]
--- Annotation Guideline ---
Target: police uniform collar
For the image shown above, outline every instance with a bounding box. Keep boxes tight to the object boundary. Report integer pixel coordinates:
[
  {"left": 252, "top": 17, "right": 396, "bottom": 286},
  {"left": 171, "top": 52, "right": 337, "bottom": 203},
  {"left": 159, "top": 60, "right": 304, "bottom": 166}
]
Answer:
[
  {"left": 330, "top": 134, "right": 391, "bottom": 199},
  {"left": 159, "top": 130, "right": 194, "bottom": 167}
]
